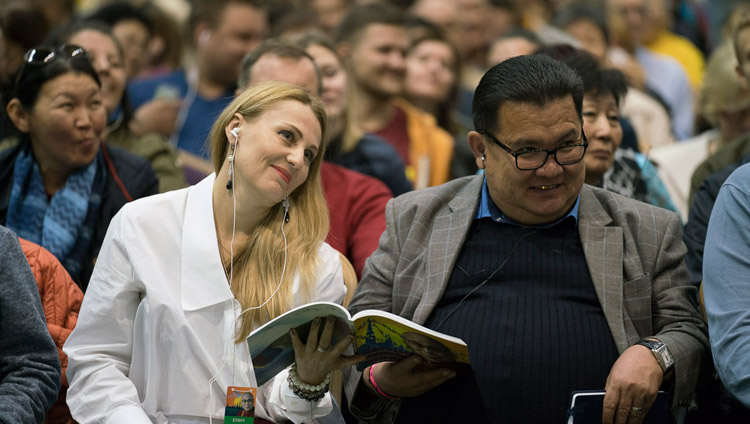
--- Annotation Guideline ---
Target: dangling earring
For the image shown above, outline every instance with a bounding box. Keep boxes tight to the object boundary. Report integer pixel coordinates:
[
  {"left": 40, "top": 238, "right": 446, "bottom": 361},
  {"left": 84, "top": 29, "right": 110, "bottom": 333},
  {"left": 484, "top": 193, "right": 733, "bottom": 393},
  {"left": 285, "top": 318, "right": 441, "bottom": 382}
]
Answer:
[
  {"left": 226, "top": 143, "right": 236, "bottom": 190},
  {"left": 282, "top": 197, "right": 290, "bottom": 223}
]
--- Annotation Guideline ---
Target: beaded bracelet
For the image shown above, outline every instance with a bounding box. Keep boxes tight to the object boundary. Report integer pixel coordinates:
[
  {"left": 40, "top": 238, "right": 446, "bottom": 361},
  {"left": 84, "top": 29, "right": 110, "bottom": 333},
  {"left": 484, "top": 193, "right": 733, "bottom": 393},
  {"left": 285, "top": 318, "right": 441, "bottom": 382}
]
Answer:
[
  {"left": 369, "top": 363, "right": 398, "bottom": 399},
  {"left": 287, "top": 363, "right": 330, "bottom": 402}
]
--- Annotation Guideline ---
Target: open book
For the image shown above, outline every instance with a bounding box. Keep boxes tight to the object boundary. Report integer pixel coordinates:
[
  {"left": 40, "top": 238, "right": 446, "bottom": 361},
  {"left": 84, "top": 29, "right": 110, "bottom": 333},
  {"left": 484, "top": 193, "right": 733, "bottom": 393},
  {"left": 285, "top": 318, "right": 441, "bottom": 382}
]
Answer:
[{"left": 247, "top": 301, "right": 470, "bottom": 386}]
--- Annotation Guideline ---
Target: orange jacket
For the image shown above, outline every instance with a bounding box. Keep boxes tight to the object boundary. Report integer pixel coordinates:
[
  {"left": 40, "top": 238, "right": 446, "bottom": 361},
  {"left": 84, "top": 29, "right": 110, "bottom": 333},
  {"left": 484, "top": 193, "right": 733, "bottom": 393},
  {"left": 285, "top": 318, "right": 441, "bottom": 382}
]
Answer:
[
  {"left": 20, "top": 238, "right": 83, "bottom": 424},
  {"left": 393, "top": 98, "right": 455, "bottom": 189}
]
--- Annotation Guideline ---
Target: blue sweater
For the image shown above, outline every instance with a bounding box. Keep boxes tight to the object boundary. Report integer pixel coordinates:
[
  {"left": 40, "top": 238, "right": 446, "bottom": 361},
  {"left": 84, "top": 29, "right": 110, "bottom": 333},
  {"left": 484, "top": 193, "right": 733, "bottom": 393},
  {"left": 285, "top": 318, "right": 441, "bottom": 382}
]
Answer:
[{"left": 0, "top": 226, "right": 60, "bottom": 423}]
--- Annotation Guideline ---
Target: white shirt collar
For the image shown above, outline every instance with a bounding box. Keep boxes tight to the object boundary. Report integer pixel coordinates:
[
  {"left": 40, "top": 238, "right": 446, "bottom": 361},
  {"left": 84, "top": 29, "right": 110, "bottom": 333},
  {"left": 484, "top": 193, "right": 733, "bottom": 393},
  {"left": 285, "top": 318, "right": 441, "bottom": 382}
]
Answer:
[{"left": 181, "top": 174, "right": 234, "bottom": 310}]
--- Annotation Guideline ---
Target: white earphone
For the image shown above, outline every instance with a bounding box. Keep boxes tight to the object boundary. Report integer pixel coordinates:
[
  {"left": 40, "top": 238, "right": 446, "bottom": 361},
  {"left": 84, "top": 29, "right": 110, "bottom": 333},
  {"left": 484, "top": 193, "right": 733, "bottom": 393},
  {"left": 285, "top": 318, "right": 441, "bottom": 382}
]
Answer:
[{"left": 226, "top": 128, "right": 239, "bottom": 190}]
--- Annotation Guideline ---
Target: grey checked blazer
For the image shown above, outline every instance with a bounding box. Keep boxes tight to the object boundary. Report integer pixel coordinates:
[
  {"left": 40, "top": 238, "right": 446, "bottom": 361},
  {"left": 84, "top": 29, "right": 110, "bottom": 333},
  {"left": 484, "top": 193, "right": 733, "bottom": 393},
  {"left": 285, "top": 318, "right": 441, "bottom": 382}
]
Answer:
[{"left": 345, "top": 175, "right": 708, "bottom": 423}]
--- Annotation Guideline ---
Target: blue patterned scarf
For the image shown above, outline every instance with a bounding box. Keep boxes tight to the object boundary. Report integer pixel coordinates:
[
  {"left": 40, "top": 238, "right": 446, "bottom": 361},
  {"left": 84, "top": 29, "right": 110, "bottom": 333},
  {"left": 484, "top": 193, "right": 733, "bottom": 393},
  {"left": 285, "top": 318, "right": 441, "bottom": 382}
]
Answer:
[{"left": 6, "top": 145, "right": 103, "bottom": 279}]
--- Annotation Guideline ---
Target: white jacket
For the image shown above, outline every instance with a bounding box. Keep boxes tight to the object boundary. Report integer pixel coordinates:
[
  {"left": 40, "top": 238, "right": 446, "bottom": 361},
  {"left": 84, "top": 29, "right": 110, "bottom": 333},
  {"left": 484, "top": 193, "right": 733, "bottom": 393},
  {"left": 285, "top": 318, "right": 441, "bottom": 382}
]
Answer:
[{"left": 64, "top": 174, "right": 345, "bottom": 423}]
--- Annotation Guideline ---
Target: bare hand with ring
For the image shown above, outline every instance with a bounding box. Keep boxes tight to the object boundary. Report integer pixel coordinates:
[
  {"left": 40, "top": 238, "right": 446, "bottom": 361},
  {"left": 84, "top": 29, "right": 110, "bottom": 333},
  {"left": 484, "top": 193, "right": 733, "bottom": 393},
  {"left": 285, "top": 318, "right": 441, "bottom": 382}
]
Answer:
[{"left": 290, "top": 316, "right": 365, "bottom": 385}]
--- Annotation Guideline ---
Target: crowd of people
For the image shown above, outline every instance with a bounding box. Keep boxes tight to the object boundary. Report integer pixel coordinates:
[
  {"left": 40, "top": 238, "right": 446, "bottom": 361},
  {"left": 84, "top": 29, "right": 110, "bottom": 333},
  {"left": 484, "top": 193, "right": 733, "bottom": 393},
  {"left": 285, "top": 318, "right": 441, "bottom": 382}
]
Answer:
[{"left": 1, "top": 0, "right": 750, "bottom": 423}]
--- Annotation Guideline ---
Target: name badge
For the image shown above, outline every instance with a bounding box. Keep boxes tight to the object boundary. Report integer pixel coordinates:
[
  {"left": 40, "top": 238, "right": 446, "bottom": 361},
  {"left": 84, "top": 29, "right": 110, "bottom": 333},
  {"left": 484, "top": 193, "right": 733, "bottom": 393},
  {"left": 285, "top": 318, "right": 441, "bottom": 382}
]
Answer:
[{"left": 225, "top": 386, "right": 256, "bottom": 423}]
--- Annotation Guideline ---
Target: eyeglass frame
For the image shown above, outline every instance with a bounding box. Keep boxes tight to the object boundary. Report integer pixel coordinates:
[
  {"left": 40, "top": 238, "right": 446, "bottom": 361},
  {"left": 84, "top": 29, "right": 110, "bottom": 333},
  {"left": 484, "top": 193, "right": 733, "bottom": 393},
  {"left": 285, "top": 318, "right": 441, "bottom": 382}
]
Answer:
[{"left": 480, "top": 130, "right": 589, "bottom": 171}]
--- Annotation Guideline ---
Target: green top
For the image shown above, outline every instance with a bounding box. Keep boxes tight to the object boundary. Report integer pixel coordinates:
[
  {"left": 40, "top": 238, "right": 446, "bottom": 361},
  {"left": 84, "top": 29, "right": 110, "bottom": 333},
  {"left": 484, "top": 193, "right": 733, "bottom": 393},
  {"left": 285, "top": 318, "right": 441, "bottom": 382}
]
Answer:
[{"left": 105, "top": 125, "right": 186, "bottom": 193}]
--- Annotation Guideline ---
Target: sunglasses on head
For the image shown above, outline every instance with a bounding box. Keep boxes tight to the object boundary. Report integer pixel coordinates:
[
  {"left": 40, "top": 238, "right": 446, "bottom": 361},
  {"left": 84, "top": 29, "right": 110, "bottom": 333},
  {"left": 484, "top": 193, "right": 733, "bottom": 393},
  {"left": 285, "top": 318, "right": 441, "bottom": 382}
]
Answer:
[{"left": 22, "top": 44, "right": 87, "bottom": 66}]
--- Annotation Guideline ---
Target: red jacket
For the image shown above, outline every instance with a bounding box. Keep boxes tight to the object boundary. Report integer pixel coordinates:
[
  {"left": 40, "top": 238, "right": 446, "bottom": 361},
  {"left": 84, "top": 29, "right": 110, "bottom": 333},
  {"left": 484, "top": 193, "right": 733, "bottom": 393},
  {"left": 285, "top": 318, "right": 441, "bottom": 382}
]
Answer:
[
  {"left": 321, "top": 162, "right": 390, "bottom": 278},
  {"left": 20, "top": 238, "right": 83, "bottom": 424}
]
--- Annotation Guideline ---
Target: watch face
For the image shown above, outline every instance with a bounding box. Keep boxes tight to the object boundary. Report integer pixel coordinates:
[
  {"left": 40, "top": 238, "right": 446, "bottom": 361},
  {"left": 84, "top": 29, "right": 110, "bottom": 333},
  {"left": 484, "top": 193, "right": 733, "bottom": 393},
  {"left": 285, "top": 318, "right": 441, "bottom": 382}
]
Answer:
[{"left": 654, "top": 344, "right": 674, "bottom": 369}]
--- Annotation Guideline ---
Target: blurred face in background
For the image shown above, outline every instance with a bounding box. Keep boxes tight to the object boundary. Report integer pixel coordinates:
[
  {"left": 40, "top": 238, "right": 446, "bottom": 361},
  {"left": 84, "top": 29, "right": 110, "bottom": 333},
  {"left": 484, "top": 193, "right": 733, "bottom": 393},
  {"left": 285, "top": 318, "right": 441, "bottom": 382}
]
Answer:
[
  {"left": 312, "top": 0, "right": 350, "bottom": 35},
  {"left": 112, "top": 18, "right": 150, "bottom": 78},
  {"left": 582, "top": 92, "right": 622, "bottom": 185},
  {"left": 201, "top": 3, "right": 268, "bottom": 88},
  {"left": 564, "top": 18, "right": 608, "bottom": 63},
  {"left": 69, "top": 30, "right": 127, "bottom": 116},
  {"left": 306, "top": 43, "right": 348, "bottom": 122},
  {"left": 345, "top": 24, "right": 408, "bottom": 99},
  {"left": 405, "top": 39, "right": 456, "bottom": 106}
]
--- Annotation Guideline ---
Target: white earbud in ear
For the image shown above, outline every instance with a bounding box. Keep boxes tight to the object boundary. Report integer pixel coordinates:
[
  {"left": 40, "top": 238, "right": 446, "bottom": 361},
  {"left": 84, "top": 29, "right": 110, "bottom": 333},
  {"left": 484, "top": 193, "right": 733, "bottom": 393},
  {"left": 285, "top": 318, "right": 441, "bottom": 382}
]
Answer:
[{"left": 231, "top": 127, "right": 239, "bottom": 138}]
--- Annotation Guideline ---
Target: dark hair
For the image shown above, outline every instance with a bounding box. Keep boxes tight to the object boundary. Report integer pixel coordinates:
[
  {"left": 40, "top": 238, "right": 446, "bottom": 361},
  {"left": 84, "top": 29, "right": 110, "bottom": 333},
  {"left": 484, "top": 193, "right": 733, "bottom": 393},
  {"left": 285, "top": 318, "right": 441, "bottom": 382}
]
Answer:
[
  {"left": 334, "top": 2, "right": 406, "bottom": 44},
  {"left": 87, "top": 1, "right": 153, "bottom": 36},
  {"left": 0, "top": 1, "right": 50, "bottom": 52},
  {"left": 46, "top": 19, "right": 123, "bottom": 56},
  {"left": 238, "top": 38, "right": 322, "bottom": 93},
  {"left": 552, "top": 4, "right": 610, "bottom": 45},
  {"left": 536, "top": 44, "right": 627, "bottom": 105},
  {"left": 472, "top": 54, "right": 583, "bottom": 134},
  {"left": 11, "top": 46, "right": 100, "bottom": 111},
  {"left": 189, "top": 0, "right": 266, "bottom": 34}
]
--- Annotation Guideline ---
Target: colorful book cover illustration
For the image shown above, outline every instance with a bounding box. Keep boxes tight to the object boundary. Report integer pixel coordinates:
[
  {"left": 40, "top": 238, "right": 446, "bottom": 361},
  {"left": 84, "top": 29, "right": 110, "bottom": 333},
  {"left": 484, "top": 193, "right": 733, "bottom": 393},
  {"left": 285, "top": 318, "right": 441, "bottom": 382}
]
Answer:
[{"left": 247, "top": 302, "right": 470, "bottom": 386}]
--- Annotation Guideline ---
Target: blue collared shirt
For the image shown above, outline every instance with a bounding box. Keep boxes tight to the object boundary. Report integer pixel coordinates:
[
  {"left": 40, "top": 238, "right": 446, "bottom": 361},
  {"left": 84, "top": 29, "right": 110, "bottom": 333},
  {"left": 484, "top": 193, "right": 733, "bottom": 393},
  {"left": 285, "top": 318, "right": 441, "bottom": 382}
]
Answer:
[{"left": 475, "top": 176, "right": 580, "bottom": 227}]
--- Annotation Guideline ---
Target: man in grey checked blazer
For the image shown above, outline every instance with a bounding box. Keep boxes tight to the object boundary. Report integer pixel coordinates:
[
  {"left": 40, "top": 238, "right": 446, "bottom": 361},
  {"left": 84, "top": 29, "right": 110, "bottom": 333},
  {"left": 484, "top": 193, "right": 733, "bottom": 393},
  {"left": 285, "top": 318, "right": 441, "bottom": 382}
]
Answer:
[{"left": 344, "top": 55, "right": 707, "bottom": 423}]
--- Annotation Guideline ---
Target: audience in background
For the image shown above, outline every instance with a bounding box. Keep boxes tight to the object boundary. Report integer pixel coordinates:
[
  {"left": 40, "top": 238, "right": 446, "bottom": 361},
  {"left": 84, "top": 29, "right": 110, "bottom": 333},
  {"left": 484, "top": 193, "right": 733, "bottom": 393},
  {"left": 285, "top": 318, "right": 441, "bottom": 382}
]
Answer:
[
  {"left": 127, "top": 0, "right": 268, "bottom": 183},
  {"left": 609, "top": 0, "right": 696, "bottom": 140},
  {"left": 293, "top": 30, "right": 412, "bottom": 196},
  {"left": 335, "top": 3, "right": 454, "bottom": 189},
  {"left": 651, "top": 42, "right": 750, "bottom": 221},
  {"left": 553, "top": 3, "right": 674, "bottom": 153},
  {"left": 86, "top": 2, "right": 153, "bottom": 79},
  {"left": 49, "top": 20, "right": 186, "bottom": 193}
]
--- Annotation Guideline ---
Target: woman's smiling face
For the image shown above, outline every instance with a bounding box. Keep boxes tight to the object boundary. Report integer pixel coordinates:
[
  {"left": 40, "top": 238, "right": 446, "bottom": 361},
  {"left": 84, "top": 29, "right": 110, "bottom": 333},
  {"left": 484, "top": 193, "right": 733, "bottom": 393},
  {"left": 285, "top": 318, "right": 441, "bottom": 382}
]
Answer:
[{"left": 228, "top": 99, "right": 322, "bottom": 208}]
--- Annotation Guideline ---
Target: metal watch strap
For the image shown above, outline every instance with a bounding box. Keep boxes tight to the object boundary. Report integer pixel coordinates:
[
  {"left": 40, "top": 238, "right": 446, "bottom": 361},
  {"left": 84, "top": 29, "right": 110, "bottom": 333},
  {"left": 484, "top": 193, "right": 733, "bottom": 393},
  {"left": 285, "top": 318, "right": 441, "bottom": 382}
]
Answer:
[{"left": 635, "top": 339, "right": 674, "bottom": 373}]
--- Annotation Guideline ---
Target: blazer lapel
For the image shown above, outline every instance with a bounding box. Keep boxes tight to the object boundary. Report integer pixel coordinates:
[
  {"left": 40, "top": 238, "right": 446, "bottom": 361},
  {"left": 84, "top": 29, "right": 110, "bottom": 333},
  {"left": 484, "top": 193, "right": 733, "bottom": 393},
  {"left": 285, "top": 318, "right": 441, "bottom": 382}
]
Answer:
[
  {"left": 578, "top": 186, "right": 629, "bottom": 354},
  {"left": 413, "top": 177, "right": 483, "bottom": 324}
]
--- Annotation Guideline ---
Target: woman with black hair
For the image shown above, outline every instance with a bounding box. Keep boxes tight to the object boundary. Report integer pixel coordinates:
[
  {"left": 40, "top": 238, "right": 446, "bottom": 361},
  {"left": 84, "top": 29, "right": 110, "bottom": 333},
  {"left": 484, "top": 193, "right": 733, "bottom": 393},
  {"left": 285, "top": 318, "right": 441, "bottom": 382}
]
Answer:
[{"left": 0, "top": 44, "right": 158, "bottom": 289}]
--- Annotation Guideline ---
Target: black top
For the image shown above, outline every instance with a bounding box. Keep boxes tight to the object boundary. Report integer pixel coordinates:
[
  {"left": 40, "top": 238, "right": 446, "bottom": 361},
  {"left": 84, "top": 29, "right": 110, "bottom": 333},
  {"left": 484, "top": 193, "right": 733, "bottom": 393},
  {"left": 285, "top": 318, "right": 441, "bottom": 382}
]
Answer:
[
  {"left": 397, "top": 218, "right": 620, "bottom": 423},
  {"left": 684, "top": 152, "right": 750, "bottom": 285}
]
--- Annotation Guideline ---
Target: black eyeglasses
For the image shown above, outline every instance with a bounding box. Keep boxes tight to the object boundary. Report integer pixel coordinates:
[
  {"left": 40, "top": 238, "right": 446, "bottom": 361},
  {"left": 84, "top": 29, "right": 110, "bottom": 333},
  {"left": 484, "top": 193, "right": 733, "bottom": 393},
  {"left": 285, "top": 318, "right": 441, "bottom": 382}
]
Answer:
[
  {"left": 481, "top": 131, "right": 588, "bottom": 171},
  {"left": 23, "top": 44, "right": 87, "bottom": 65}
]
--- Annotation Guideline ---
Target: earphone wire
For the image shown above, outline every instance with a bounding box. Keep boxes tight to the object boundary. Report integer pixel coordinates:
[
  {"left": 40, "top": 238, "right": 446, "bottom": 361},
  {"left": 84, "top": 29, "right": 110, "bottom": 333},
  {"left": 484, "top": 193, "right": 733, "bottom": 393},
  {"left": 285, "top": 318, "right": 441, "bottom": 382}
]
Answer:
[
  {"left": 434, "top": 226, "right": 542, "bottom": 331},
  {"left": 208, "top": 137, "right": 288, "bottom": 423}
]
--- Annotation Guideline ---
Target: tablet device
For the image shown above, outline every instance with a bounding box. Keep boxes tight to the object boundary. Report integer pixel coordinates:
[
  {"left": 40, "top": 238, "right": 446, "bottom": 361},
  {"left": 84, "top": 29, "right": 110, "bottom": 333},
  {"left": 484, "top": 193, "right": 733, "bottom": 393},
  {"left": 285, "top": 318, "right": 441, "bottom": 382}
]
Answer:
[{"left": 566, "top": 390, "right": 671, "bottom": 424}]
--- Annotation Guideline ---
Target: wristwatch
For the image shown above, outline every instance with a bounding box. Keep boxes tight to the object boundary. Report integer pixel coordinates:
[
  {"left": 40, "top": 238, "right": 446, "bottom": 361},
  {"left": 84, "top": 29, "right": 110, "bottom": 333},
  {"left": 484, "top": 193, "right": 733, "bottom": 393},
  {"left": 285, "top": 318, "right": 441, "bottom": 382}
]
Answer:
[{"left": 635, "top": 338, "right": 674, "bottom": 373}]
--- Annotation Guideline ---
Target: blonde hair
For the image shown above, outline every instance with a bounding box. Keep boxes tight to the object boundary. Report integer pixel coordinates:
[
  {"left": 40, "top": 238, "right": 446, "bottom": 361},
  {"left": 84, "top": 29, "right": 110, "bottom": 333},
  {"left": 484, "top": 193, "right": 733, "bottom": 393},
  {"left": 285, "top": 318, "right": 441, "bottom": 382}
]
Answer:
[
  {"left": 290, "top": 30, "right": 363, "bottom": 154},
  {"left": 208, "top": 81, "right": 329, "bottom": 341},
  {"left": 699, "top": 42, "right": 750, "bottom": 126}
]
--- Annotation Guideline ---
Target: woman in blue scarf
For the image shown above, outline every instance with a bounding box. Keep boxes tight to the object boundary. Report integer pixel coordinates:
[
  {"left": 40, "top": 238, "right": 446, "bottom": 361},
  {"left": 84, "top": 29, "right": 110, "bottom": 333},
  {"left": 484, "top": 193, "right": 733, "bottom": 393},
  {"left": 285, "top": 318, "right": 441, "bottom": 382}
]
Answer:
[{"left": 1, "top": 44, "right": 158, "bottom": 289}]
